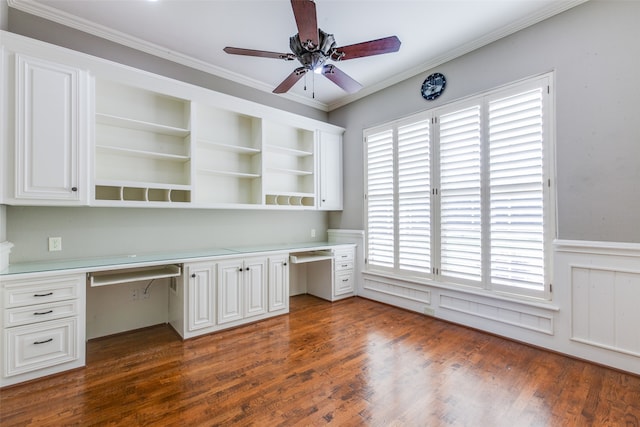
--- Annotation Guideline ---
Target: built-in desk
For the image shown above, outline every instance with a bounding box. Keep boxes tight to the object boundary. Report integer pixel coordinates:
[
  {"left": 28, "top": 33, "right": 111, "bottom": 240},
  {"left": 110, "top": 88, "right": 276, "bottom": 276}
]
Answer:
[{"left": 0, "top": 242, "right": 356, "bottom": 387}]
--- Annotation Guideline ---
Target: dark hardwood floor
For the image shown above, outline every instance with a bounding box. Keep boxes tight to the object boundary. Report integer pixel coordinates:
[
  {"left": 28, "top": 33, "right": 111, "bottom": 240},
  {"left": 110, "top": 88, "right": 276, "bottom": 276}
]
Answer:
[{"left": 1, "top": 295, "right": 639, "bottom": 426}]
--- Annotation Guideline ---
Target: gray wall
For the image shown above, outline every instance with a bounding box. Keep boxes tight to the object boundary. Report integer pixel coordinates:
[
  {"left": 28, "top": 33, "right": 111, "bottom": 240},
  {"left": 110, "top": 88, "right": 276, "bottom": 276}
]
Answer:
[
  {"left": 328, "top": 0, "right": 640, "bottom": 244},
  {"left": 7, "top": 207, "right": 327, "bottom": 263}
]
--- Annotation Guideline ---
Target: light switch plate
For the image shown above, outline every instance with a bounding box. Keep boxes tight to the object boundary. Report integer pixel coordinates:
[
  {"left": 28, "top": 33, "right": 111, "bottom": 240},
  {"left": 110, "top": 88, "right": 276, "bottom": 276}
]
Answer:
[{"left": 48, "top": 237, "right": 62, "bottom": 252}]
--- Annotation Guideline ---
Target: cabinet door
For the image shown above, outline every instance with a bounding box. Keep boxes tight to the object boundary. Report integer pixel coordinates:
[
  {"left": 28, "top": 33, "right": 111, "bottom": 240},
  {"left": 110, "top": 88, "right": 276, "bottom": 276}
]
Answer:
[
  {"left": 318, "top": 131, "right": 343, "bottom": 210},
  {"left": 13, "top": 54, "right": 88, "bottom": 204},
  {"left": 187, "top": 263, "right": 216, "bottom": 332},
  {"left": 217, "top": 259, "right": 243, "bottom": 324},
  {"left": 268, "top": 255, "right": 289, "bottom": 312},
  {"left": 243, "top": 257, "right": 267, "bottom": 318}
]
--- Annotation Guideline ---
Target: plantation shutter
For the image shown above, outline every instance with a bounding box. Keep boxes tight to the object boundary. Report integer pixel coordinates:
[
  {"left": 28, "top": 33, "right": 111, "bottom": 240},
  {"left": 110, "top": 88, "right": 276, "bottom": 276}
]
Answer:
[
  {"left": 438, "top": 106, "right": 482, "bottom": 282},
  {"left": 366, "top": 129, "right": 395, "bottom": 268},
  {"left": 397, "top": 119, "right": 431, "bottom": 273},
  {"left": 488, "top": 88, "right": 545, "bottom": 294}
]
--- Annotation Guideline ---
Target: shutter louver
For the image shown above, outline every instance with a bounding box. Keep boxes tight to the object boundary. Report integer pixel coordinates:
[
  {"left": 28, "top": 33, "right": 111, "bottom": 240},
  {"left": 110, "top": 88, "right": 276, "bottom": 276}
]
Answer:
[
  {"left": 489, "top": 88, "right": 545, "bottom": 293},
  {"left": 439, "top": 106, "right": 482, "bottom": 282},
  {"left": 366, "top": 130, "right": 395, "bottom": 268},
  {"left": 398, "top": 120, "right": 431, "bottom": 273}
]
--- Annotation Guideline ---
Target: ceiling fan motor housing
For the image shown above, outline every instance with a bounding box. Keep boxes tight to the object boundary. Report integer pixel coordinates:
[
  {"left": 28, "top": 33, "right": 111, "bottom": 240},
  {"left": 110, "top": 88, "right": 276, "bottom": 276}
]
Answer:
[{"left": 290, "top": 28, "right": 336, "bottom": 71}]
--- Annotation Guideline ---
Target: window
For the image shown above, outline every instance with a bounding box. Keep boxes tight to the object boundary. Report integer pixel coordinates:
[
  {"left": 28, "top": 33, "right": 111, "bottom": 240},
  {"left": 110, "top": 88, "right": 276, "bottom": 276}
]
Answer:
[{"left": 364, "top": 75, "right": 555, "bottom": 300}]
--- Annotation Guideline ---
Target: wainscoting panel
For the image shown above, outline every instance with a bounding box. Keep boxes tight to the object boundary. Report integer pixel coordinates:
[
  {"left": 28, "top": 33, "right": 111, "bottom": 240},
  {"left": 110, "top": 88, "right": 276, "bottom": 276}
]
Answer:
[
  {"left": 363, "top": 277, "right": 431, "bottom": 304},
  {"left": 571, "top": 266, "right": 640, "bottom": 357},
  {"left": 439, "top": 294, "right": 554, "bottom": 334}
]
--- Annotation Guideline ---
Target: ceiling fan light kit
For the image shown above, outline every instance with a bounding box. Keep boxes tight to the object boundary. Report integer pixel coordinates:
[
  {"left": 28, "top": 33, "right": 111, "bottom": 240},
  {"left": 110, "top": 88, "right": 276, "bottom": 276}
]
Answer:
[{"left": 224, "top": 0, "right": 401, "bottom": 96}]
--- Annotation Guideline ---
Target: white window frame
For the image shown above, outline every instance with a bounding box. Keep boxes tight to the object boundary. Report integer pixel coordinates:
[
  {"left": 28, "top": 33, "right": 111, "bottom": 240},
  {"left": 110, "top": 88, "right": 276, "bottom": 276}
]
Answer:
[{"left": 364, "top": 73, "right": 556, "bottom": 301}]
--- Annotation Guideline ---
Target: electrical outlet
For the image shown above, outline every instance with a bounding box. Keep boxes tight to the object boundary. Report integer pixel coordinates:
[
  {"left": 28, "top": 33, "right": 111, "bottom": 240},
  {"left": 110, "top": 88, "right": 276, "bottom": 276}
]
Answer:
[
  {"left": 423, "top": 307, "right": 435, "bottom": 316},
  {"left": 311, "top": 228, "right": 316, "bottom": 238},
  {"left": 48, "top": 237, "right": 62, "bottom": 252},
  {"left": 142, "top": 289, "right": 150, "bottom": 299},
  {"left": 131, "top": 288, "right": 139, "bottom": 301}
]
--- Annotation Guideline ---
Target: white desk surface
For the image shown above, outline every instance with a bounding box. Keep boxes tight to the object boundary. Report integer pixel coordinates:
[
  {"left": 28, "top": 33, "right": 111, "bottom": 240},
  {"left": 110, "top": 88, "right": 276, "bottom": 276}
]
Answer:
[{"left": 0, "top": 242, "right": 355, "bottom": 277}]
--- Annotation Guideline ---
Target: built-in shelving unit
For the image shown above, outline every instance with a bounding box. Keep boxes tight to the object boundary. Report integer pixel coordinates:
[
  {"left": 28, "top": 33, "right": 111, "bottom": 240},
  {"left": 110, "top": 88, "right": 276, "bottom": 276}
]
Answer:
[
  {"left": 93, "top": 79, "right": 192, "bottom": 204},
  {"left": 193, "top": 105, "right": 262, "bottom": 206},
  {"left": 263, "top": 121, "right": 315, "bottom": 207}
]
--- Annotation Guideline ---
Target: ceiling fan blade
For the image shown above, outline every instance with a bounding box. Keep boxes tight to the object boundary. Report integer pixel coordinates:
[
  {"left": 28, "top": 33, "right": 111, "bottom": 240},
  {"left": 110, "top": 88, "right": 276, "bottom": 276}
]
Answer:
[
  {"left": 322, "top": 64, "right": 363, "bottom": 94},
  {"left": 331, "top": 35, "right": 401, "bottom": 61},
  {"left": 273, "top": 67, "right": 308, "bottom": 93},
  {"left": 224, "top": 47, "right": 295, "bottom": 61},
  {"left": 291, "top": 0, "right": 319, "bottom": 48}
]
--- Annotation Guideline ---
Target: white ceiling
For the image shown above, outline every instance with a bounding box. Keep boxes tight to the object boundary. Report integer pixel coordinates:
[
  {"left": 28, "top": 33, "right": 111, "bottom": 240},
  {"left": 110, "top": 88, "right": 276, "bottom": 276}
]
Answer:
[{"left": 8, "top": 0, "right": 587, "bottom": 111}]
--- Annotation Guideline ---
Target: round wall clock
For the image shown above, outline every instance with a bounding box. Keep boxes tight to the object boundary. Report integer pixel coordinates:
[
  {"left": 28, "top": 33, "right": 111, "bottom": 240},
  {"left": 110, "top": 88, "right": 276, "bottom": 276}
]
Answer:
[{"left": 421, "top": 73, "right": 446, "bottom": 100}]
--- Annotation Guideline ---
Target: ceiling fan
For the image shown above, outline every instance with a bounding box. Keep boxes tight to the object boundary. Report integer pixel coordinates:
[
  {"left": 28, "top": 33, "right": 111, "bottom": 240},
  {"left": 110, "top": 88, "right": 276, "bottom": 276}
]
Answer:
[{"left": 224, "top": 0, "right": 401, "bottom": 95}]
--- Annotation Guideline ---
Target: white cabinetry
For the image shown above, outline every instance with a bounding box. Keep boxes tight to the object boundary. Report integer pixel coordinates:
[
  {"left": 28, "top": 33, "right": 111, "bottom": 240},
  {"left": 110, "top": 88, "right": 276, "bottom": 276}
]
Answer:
[
  {"left": 297, "top": 246, "right": 356, "bottom": 301},
  {"left": 3, "top": 53, "right": 89, "bottom": 205},
  {"left": 1, "top": 273, "right": 86, "bottom": 387},
  {"left": 186, "top": 262, "right": 216, "bottom": 333},
  {"left": 1, "top": 31, "right": 345, "bottom": 210},
  {"left": 263, "top": 121, "right": 316, "bottom": 208},
  {"left": 192, "top": 104, "right": 262, "bottom": 206},
  {"left": 268, "top": 254, "right": 289, "bottom": 312},
  {"left": 217, "top": 257, "right": 267, "bottom": 325},
  {"left": 93, "top": 79, "right": 192, "bottom": 205},
  {"left": 318, "top": 131, "right": 343, "bottom": 210}
]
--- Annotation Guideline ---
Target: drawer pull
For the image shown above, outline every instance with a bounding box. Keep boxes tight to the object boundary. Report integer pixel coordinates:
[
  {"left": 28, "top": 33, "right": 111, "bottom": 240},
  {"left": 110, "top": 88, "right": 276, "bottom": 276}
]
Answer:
[
  {"left": 34, "top": 292, "right": 54, "bottom": 297},
  {"left": 34, "top": 310, "right": 54, "bottom": 316},
  {"left": 342, "top": 264, "right": 349, "bottom": 268},
  {"left": 342, "top": 278, "right": 349, "bottom": 282},
  {"left": 34, "top": 338, "right": 53, "bottom": 345}
]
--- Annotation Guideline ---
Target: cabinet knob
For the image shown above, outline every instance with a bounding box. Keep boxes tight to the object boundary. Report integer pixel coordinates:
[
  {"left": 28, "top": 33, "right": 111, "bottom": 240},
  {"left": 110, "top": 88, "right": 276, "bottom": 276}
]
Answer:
[
  {"left": 71, "top": 187, "right": 78, "bottom": 192},
  {"left": 245, "top": 267, "right": 250, "bottom": 271},
  {"left": 238, "top": 267, "right": 243, "bottom": 272},
  {"left": 284, "top": 262, "right": 287, "bottom": 266},
  {"left": 191, "top": 273, "right": 196, "bottom": 278}
]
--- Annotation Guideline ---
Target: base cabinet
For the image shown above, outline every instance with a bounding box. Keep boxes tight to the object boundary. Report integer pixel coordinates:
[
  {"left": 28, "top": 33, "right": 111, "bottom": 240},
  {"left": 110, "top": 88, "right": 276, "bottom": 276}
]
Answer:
[
  {"left": 186, "top": 262, "right": 216, "bottom": 333},
  {"left": 305, "top": 246, "right": 356, "bottom": 301},
  {"left": 1, "top": 273, "right": 86, "bottom": 387},
  {"left": 268, "top": 255, "right": 289, "bottom": 312},
  {"left": 217, "top": 257, "right": 267, "bottom": 324},
  {"left": 171, "top": 253, "right": 289, "bottom": 340}
]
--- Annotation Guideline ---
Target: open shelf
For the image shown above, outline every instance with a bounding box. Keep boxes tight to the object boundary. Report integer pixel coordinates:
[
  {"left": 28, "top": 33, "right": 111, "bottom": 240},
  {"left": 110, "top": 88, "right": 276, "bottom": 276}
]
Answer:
[
  {"left": 96, "top": 145, "right": 190, "bottom": 162},
  {"left": 198, "top": 169, "right": 260, "bottom": 179},
  {"left": 94, "top": 78, "right": 192, "bottom": 206},
  {"left": 265, "top": 144, "right": 313, "bottom": 157},
  {"left": 265, "top": 193, "right": 315, "bottom": 207},
  {"left": 198, "top": 139, "right": 261, "bottom": 154},
  {"left": 95, "top": 181, "right": 191, "bottom": 203},
  {"left": 96, "top": 113, "right": 190, "bottom": 137}
]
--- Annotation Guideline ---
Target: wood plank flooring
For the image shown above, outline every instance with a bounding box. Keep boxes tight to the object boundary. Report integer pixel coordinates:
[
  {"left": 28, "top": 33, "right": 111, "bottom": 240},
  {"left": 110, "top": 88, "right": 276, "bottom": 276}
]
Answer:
[{"left": 1, "top": 295, "right": 640, "bottom": 426}]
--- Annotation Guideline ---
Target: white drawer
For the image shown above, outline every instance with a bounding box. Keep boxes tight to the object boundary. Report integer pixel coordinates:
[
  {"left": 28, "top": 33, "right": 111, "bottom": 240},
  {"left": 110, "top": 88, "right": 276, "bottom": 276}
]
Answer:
[
  {"left": 4, "top": 317, "right": 78, "bottom": 377},
  {"left": 334, "top": 249, "right": 354, "bottom": 263},
  {"left": 335, "top": 271, "right": 354, "bottom": 296},
  {"left": 3, "top": 274, "right": 83, "bottom": 308},
  {"left": 4, "top": 300, "right": 79, "bottom": 327},
  {"left": 335, "top": 260, "right": 354, "bottom": 272}
]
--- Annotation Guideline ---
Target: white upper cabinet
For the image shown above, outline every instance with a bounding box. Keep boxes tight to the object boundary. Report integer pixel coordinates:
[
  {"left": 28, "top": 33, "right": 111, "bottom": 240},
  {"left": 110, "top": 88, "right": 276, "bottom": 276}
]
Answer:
[
  {"left": 3, "top": 52, "right": 89, "bottom": 205},
  {"left": 1, "top": 31, "right": 344, "bottom": 210},
  {"left": 318, "top": 131, "right": 343, "bottom": 210}
]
